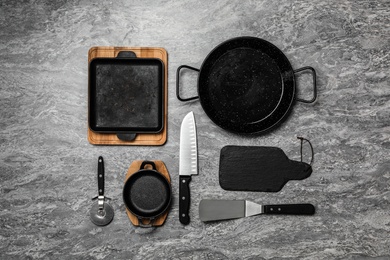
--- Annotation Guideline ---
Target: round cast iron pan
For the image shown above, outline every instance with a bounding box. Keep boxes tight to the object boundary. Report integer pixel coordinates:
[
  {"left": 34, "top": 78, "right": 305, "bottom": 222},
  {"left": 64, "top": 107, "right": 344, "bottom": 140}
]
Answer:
[
  {"left": 123, "top": 161, "right": 171, "bottom": 224},
  {"left": 176, "top": 36, "right": 317, "bottom": 134}
]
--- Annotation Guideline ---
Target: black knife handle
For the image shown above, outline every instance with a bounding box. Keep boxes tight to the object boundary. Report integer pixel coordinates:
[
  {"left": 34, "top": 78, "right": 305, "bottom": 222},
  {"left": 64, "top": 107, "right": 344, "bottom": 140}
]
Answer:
[
  {"left": 98, "top": 156, "right": 104, "bottom": 196},
  {"left": 264, "top": 204, "right": 315, "bottom": 215},
  {"left": 179, "top": 175, "right": 191, "bottom": 224}
]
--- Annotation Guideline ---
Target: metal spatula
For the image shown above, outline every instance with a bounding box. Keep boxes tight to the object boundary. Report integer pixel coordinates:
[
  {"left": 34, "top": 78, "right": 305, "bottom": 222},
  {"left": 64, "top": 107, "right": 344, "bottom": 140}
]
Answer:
[{"left": 199, "top": 199, "right": 315, "bottom": 222}]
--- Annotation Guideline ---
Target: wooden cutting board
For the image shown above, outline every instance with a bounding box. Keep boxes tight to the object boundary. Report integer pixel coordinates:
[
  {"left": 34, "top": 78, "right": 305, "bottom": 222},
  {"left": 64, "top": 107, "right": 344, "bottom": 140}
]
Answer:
[
  {"left": 124, "top": 160, "right": 170, "bottom": 227},
  {"left": 87, "top": 47, "right": 168, "bottom": 145}
]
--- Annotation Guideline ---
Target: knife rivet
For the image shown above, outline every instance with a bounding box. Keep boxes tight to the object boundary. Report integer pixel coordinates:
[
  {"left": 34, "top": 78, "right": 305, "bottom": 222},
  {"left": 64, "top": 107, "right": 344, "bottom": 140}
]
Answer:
[
  {"left": 182, "top": 180, "right": 186, "bottom": 183},
  {"left": 278, "top": 208, "right": 281, "bottom": 211},
  {"left": 99, "top": 189, "right": 102, "bottom": 193},
  {"left": 270, "top": 208, "right": 273, "bottom": 211},
  {"left": 99, "top": 174, "right": 102, "bottom": 178},
  {"left": 182, "top": 214, "right": 186, "bottom": 217},
  {"left": 182, "top": 197, "right": 185, "bottom": 200}
]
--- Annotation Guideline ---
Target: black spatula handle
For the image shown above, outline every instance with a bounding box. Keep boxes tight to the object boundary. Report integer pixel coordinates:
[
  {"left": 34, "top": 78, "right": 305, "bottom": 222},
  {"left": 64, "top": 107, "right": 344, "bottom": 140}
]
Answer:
[
  {"left": 179, "top": 175, "right": 191, "bottom": 224},
  {"left": 264, "top": 204, "right": 315, "bottom": 215}
]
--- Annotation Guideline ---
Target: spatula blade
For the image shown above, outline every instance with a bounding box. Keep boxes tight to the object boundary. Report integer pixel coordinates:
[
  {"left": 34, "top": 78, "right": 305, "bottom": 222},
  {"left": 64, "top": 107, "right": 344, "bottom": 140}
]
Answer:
[{"left": 199, "top": 199, "right": 246, "bottom": 222}]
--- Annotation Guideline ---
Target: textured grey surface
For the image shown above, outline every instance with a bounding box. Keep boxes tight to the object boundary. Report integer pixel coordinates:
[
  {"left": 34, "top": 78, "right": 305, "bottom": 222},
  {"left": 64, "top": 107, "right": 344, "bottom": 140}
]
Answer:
[{"left": 0, "top": 0, "right": 389, "bottom": 259}]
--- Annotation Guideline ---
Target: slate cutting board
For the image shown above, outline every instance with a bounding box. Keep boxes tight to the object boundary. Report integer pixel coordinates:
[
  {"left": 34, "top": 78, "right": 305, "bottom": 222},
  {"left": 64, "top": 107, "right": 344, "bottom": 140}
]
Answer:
[{"left": 219, "top": 145, "right": 312, "bottom": 192}]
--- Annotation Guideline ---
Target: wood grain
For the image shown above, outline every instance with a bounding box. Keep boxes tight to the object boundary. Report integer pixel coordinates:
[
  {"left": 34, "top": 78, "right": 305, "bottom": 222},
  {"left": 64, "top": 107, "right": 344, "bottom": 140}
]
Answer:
[
  {"left": 124, "top": 160, "right": 171, "bottom": 227},
  {"left": 87, "top": 47, "right": 168, "bottom": 145}
]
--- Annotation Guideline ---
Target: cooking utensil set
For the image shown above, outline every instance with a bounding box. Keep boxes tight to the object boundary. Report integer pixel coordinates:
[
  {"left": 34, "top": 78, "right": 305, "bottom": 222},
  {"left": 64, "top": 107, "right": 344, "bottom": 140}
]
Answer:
[{"left": 88, "top": 36, "right": 318, "bottom": 227}]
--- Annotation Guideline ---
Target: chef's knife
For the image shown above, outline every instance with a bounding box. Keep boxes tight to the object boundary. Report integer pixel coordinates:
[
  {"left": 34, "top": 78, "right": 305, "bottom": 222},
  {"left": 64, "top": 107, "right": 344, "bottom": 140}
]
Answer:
[
  {"left": 199, "top": 199, "right": 315, "bottom": 222},
  {"left": 179, "top": 111, "right": 198, "bottom": 225}
]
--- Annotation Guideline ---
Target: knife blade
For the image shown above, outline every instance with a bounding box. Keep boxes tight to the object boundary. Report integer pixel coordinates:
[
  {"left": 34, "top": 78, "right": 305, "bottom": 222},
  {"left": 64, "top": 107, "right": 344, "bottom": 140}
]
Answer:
[
  {"left": 179, "top": 111, "right": 198, "bottom": 225},
  {"left": 199, "top": 199, "right": 315, "bottom": 222}
]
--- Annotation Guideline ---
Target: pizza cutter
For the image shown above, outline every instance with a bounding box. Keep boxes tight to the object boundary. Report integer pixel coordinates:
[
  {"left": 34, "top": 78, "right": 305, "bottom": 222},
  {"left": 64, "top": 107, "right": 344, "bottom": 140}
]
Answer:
[{"left": 89, "top": 156, "right": 114, "bottom": 226}]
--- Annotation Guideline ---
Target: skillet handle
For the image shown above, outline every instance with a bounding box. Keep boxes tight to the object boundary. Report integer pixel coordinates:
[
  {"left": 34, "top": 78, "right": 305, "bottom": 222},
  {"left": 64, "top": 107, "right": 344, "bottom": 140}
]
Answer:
[
  {"left": 176, "top": 65, "right": 200, "bottom": 102},
  {"left": 294, "top": 66, "right": 317, "bottom": 104},
  {"left": 140, "top": 160, "right": 157, "bottom": 170},
  {"left": 138, "top": 218, "right": 155, "bottom": 228}
]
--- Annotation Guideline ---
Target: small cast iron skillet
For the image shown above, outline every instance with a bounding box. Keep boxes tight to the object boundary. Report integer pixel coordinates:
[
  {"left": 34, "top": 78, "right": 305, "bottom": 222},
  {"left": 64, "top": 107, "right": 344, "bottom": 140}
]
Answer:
[
  {"left": 176, "top": 36, "right": 317, "bottom": 134},
  {"left": 123, "top": 161, "right": 171, "bottom": 227}
]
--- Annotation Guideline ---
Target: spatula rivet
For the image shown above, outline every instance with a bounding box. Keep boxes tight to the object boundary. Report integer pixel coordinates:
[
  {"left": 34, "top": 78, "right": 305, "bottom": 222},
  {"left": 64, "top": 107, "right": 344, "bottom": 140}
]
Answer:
[
  {"left": 182, "top": 214, "right": 186, "bottom": 217},
  {"left": 182, "top": 180, "right": 186, "bottom": 183},
  {"left": 278, "top": 208, "right": 281, "bottom": 211},
  {"left": 182, "top": 197, "right": 185, "bottom": 200}
]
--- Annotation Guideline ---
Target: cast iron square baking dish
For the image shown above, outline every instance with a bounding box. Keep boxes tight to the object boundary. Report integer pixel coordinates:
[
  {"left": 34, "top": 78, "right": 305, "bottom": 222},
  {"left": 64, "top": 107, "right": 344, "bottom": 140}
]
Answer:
[{"left": 89, "top": 57, "right": 164, "bottom": 134}]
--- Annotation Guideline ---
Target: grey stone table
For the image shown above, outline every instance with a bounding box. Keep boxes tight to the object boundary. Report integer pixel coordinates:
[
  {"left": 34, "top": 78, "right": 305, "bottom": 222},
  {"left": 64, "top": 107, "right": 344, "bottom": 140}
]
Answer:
[{"left": 1, "top": 1, "right": 389, "bottom": 259}]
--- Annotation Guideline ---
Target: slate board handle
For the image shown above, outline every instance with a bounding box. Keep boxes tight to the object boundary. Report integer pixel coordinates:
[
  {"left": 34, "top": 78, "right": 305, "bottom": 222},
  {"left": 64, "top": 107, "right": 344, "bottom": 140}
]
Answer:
[
  {"left": 288, "top": 159, "right": 313, "bottom": 180},
  {"left": 264, "top": 204, "right": 315, "bottom": 215}
]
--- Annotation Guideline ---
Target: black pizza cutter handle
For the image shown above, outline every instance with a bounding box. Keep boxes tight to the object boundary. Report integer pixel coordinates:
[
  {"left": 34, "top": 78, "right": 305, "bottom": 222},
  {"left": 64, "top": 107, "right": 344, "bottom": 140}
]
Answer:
[
  {"left": 179, "top": 175, "right": 191, "bottom": 225},
  {"left": 98, "top": 156, "right": 104, "bottom": 196},
  {"left": 92, "top": 156, "right": 109, "bottom": 211}
]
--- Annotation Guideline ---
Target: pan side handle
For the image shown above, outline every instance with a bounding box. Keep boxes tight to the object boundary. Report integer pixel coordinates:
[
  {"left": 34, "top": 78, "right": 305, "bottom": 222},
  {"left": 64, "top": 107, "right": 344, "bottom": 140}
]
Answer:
[
  {"left": 176, "top": 65, "right": 200, "bottom": 102},
  {"left": 294, "top": 66, "right": 317, "bottom": 103},
  {"left": 138, "top": 218, "right": 155, "bottom": 228}
]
